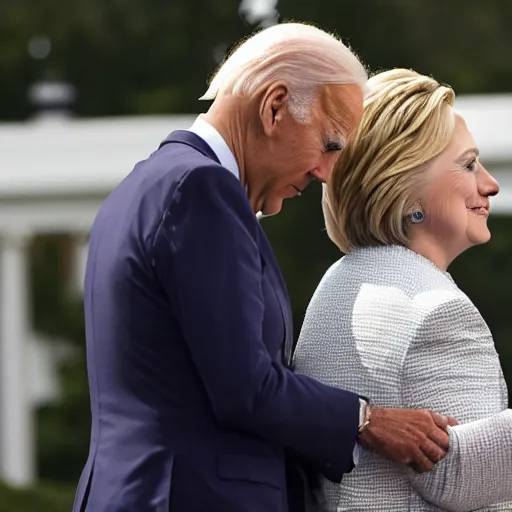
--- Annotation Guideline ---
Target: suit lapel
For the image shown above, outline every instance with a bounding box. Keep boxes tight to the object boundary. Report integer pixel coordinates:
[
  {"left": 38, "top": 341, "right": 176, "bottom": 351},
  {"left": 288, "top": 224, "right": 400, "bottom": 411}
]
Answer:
[
  {"left": 162, "top": 130, "right": 294, "bottom": 366},
  {"left": 258, "top": 228, "right": 294, "bottom": 368}
]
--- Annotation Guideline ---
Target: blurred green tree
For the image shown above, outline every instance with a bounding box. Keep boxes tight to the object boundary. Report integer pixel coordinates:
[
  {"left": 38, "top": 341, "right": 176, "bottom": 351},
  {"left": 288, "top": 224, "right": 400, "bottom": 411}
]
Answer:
[
  {"left": 0, "top": 480, "right": 74, "bottom": 512},
  {"left": 30, "top": 236, "right": 90, "bottom": 482},
  {"left": 0, "top": 0, "right": 248, "bottom": 119},
  {"left": 278, "top": 0, "right": 512, "bottom": 94}
]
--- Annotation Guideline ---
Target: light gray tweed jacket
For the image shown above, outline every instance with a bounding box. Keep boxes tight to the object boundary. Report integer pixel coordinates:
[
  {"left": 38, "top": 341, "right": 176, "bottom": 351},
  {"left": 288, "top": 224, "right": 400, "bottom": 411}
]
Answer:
[{"left": 294, "top": 245, "right": 512, "bottom": 512}]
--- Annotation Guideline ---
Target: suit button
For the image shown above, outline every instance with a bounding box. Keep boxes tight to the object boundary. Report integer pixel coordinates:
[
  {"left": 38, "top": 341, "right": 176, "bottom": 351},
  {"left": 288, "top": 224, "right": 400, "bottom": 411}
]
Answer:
[{"left": 325, "top": 461, "right": 332, "bottom": 469}]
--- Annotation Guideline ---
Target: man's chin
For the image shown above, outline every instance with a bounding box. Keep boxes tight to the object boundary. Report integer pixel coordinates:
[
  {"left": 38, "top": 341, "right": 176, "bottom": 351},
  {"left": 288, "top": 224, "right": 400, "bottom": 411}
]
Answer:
[{"left": 259, "top": 198, "right": 283, "bottom": 218}]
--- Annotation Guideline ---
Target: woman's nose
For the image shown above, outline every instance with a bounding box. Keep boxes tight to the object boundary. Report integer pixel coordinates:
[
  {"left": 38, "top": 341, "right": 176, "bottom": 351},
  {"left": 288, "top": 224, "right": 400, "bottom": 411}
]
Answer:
[{"left": 479, "top": 166, "right": 499, "bottom": 197}]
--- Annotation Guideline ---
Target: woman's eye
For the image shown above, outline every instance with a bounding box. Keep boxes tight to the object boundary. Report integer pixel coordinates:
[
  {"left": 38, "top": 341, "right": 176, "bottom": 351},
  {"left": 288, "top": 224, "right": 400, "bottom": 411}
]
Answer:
[{"left": 466, "top": 159, "right": 478, "bottom": 172}]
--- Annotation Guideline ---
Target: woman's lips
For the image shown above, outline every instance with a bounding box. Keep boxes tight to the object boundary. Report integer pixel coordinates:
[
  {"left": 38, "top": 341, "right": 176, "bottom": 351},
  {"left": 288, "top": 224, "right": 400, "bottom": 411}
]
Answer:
[{"left": 468, "top": 206, "right": 490, "bottom": 217}]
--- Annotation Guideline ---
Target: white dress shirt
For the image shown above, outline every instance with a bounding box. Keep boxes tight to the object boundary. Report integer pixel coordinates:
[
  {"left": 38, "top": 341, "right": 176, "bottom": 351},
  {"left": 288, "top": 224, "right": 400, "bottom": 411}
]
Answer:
[{"left": 188, "top": 115, "right": 240, "bottom": 180}]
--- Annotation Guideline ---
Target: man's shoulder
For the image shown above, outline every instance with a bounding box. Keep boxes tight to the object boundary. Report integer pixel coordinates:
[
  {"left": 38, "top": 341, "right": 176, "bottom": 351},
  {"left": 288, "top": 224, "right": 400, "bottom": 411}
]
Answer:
[
  {"left": 111, "top": 137, "right": 241, "bottom": 211},
  {"left": 91, "top": 140, "right": 242, "bottom": 247},
  {"left": 140, "top": 138, "right": 234, "bottom": 191}
]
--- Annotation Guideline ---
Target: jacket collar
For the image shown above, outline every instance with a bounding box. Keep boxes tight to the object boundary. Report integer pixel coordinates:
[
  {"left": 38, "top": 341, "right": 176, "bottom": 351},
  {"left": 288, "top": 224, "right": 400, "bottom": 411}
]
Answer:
[{"left": 159, "top": 130, "right": 221, "bottom": 165}]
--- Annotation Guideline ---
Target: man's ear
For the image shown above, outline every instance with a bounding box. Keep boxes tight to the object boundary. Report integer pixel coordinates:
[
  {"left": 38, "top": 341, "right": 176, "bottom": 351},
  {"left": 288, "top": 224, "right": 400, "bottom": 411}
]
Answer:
[{"left": 259, "top": 82, "right": 289, "bottom": 136}]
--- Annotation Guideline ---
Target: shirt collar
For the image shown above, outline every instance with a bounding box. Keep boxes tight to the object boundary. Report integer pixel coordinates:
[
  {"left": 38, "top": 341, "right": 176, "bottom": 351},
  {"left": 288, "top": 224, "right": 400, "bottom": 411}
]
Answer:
[
  {"left": 188, "top": 116, "right": 272, "bottom": 220},
  {"left": 188, "top": 116, "right": 240, "bottom": 181}
]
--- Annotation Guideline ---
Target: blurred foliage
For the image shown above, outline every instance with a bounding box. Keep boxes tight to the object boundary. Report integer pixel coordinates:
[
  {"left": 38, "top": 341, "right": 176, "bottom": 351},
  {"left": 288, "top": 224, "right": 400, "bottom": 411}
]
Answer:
[
  {"left": 0, "top": 0, "right": 248, "bottom": 119},
  {"left": 0, "top": 0, "right": 511, "bottom": 509},
  {"left": 279, "top": 0, "right": 512, "bottom": 95},
  {"left": 30, "top": 236, "right": 90, "bottom": 483},
  {"left": 0, "top": 481, "right": 74, "bottom": 512},
  {"left": 2, "top": 0, "right": 512, "bottom": 120}
]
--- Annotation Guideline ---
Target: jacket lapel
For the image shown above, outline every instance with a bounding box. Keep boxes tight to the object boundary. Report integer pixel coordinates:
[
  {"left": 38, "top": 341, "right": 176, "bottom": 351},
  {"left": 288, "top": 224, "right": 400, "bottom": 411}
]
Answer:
[
  {"left": 258, "top": 229, "right": 294, "bottom": 368},
  {"left": 162, "top": 130, "right": 294, "bottom": 367}
]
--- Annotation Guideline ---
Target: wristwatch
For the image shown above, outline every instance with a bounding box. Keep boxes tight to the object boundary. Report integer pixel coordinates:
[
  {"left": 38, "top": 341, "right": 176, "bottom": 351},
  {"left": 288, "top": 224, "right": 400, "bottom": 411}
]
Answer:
[{"left": 358, "top": 398, "right": 371, "bottom": 434}]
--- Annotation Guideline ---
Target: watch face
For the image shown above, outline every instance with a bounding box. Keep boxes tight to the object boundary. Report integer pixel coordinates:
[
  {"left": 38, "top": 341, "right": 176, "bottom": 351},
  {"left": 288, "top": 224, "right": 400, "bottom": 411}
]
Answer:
[{"left": 358, "top": 400, "right": 371, "bottom": 432}]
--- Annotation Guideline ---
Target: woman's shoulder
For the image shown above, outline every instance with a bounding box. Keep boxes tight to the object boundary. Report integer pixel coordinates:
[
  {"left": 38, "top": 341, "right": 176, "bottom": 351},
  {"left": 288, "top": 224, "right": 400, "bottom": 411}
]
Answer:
[
  {"left": 333, "top": 245, "right": 458, "bottom": 294},
  {"left": 312, "top": 245, "right": 475, "bottom": 320}
]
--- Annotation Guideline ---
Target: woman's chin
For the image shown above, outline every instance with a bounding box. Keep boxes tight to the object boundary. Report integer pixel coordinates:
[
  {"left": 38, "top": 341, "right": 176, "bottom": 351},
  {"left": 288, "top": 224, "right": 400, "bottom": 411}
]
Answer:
[{"left": 468, "top": 227, "right": 492, "bottom": 246}]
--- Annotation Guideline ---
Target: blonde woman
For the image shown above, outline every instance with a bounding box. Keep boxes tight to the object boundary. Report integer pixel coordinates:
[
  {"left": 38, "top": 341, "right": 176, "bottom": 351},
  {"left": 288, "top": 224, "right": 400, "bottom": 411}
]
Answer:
[{"left": 294, "top": 69, "right": 512, "bottom": 511}]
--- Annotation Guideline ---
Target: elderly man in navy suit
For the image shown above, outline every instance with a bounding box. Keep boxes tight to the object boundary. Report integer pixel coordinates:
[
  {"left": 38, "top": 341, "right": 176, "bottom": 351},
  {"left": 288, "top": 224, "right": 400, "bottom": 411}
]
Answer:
[{"left": 73, "top": 22, "right": 454, "bottom": 512}]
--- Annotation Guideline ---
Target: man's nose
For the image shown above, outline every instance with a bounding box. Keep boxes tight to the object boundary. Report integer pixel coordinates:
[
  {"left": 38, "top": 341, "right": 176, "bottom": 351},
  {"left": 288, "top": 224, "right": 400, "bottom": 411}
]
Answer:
[{"left": 310, "top": 154, "right": 339, "bottom": 183}]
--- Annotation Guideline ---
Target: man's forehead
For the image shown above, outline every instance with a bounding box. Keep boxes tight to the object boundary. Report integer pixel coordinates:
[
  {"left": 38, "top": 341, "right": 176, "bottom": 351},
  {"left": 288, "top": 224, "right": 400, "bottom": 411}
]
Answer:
[{"left": 317, "top": 83, "right": 364, "bottom": 138}]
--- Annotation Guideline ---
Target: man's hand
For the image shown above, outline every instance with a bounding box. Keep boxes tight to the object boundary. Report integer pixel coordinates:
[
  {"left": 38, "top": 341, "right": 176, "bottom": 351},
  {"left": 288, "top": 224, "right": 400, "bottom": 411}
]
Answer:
[{"left": 358, "top": 408, "right": 458, "bottom": 473}]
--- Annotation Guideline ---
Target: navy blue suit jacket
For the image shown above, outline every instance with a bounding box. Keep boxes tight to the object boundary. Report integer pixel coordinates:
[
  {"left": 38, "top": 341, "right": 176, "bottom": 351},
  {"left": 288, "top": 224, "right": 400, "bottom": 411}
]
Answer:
[{"left": 73, "top": 131, "right": 360, "bottom": 512}]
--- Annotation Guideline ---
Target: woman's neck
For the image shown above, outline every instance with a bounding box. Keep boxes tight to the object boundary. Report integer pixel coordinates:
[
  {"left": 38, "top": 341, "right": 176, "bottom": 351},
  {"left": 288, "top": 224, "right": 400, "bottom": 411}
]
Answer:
[{"left": 408, "top": 237, "right": 454, "bottom": 271}]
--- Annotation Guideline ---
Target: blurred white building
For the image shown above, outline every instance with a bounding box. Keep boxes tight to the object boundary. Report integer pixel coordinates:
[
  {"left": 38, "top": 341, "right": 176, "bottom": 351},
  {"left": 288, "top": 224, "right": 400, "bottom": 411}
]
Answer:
[
  {"left": 0, "top": 94, "right": 511, "bottom": 487},
  {"left": 0, "top": 109, "right": 196, "bottom": 487}
]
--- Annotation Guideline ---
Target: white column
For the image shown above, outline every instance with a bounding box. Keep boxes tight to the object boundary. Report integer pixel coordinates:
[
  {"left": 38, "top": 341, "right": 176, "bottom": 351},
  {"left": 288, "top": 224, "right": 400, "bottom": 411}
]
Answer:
[
  {"left": 71, "top": 233, "right": 89, "bottom": 294},
  {"left": 0, "top": 232, "right": 34, "bottom": 487}
]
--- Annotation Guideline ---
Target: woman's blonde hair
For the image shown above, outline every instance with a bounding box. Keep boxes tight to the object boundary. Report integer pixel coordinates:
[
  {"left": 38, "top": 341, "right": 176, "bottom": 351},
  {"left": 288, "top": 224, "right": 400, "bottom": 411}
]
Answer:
[{"left": 323, "top": 68, "right": 455, "bottom": 253}]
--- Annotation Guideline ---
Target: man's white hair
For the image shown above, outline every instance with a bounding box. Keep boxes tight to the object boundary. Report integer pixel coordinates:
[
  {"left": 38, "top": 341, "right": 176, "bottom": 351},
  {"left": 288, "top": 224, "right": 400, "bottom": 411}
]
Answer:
[{"left": 200, "top": 22, "right": 367, "bottom": 123}]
